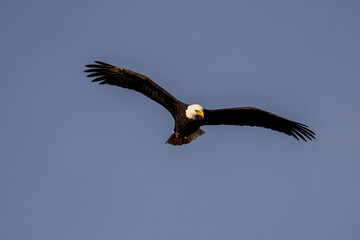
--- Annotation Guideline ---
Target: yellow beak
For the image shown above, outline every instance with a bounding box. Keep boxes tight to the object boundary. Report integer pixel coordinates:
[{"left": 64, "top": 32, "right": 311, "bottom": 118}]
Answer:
[{"left": 197, "top": 110, "right": 204, "bottom": 119}]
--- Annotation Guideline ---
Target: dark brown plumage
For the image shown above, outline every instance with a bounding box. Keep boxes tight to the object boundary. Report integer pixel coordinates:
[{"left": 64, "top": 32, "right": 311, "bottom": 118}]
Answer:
[
  {"left": 202, "top": 107, "right": 315, "bottom": 142},
  {"left": 84, "top": 61, "right": 315, "bottom": 145},
  {"left": 85, "top": 61, "right": 180, "bottom": 117}
]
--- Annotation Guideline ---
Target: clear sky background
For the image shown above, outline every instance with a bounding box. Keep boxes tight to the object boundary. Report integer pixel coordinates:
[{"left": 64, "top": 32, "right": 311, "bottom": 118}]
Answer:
[{"left": 1, "top": 0, "right": 359, "bottom": 239}]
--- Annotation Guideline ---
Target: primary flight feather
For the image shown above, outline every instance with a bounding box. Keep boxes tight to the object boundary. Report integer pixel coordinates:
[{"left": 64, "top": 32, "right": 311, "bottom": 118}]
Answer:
[{"left": 85, "top": 61, "right": 315, "bottom": 145}]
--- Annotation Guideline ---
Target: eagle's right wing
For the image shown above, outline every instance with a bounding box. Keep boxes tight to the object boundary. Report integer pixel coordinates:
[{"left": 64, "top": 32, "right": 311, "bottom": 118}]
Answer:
[{"left": 85, "top": 61, "right": 182, "bottom": 116}]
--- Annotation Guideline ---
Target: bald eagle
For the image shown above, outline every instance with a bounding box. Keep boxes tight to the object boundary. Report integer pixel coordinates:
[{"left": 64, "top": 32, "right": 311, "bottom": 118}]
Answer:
[{"left": 84, "top": 61, "right": 315, "bottom": 145}]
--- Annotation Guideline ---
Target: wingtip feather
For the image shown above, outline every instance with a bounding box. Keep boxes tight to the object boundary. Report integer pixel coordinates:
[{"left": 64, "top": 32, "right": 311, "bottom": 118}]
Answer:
[{"left": 94, "top": 61, "right": 112, "bottom": 66}]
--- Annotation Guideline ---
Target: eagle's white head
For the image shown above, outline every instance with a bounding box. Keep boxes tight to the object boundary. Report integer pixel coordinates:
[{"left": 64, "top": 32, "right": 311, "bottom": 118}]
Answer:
[{"left": 186, "top": 104, "right": 204, "bottom": 120}]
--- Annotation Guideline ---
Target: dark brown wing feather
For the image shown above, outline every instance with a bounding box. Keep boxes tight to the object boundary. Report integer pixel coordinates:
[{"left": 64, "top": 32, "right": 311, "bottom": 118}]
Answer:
[
  {"left": 201, "top": 107, "right": 315, "bottom": 141},
  {"left": 84, "top": 61, "right": 181, "bottom": 116}
]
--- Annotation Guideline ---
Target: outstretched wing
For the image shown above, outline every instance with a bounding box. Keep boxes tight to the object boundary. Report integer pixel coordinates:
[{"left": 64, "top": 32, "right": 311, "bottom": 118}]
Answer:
[
  {"left": 84, "top": 61, "right": 181, "bottom": 116},
  {"left": 201, "top": 107, "right": 315, "bottom": 141}
]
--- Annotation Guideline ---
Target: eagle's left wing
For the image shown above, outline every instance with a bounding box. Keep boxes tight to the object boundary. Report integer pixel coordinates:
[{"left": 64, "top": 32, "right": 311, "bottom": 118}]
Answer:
[{"left": 201, "top": 107, "right": 315, "bottom": 141}]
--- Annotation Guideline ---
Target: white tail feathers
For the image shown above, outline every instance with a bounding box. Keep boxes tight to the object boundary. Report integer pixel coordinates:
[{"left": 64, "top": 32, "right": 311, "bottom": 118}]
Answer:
[{"left": 166, "top": 129, "right": 205, "bottom": 146}]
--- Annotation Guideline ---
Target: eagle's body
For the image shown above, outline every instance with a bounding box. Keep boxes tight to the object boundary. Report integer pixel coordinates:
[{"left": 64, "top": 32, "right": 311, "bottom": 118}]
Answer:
[
  {"left": 167, "top": 103, "right": 205, "bottom": 145},
  {"left": 85, "top": 61, "right": 315, "bottom": 145}
]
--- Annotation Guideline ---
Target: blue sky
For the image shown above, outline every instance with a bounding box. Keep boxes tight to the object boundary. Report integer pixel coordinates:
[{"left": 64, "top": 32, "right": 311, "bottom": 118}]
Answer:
[{"left": 1, "top": 0, "right": 360, "bottom": 239}]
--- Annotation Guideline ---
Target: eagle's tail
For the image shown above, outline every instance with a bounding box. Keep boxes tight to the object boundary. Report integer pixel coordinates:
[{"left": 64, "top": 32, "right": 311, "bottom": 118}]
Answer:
[{"left": 166, "top": 129, "right": 205, "bottom": 146}]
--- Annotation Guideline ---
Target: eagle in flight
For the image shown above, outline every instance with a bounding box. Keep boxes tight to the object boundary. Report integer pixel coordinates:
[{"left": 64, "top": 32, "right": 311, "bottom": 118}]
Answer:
[{"left": 85, "top": 61, "right": 315, "bottom": 145}]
